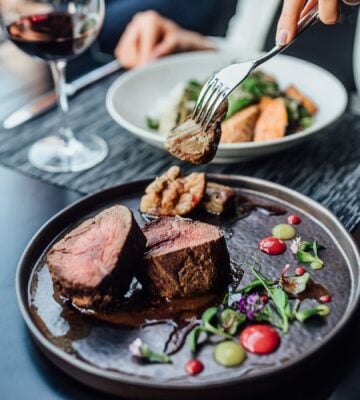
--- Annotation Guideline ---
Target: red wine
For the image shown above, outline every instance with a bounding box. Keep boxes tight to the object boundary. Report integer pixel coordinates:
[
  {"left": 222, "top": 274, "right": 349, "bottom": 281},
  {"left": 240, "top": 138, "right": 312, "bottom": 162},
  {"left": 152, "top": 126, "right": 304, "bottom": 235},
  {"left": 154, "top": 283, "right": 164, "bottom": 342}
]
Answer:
[{"left": 6, "top": 12, "right": 99, "bottom": 61}]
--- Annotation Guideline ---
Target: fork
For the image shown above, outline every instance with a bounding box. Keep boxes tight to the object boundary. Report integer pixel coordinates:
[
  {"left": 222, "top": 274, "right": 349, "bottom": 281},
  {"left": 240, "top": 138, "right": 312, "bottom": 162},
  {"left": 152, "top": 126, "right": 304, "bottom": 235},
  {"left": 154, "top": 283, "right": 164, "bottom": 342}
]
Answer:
[{"left": 192, "top": 4, "right": 319, "bottom": 130}]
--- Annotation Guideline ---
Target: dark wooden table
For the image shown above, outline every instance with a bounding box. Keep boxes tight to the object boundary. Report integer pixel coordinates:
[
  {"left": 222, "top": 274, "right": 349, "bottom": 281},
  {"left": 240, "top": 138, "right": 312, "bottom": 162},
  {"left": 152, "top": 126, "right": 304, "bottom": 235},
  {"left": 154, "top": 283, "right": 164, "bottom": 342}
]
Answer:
[{"left": 0, "top": 43, "right": 359, "bottom": 400}]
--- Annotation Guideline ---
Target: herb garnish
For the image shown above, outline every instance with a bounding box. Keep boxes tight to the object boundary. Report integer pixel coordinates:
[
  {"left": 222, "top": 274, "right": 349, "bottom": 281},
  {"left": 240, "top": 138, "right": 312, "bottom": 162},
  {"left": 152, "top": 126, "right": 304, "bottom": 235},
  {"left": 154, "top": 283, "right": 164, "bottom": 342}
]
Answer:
[
  {"left": 292, "top": 299, "right": 331, "bottom": 322},
  {"left": 291, "top": 237, "right": 326, "bottom": 269},
  {"left": 187, "top": 257, "right": 331, "bottom": 356},
  {"left": 187, "top": 307, "right": 235, "bottom": 355},
  {"left": 280, "top": 264, "right": 310, "bottom": 295},
  {"left": 129, "top": 338, "right": 172, "bottom": 364}
]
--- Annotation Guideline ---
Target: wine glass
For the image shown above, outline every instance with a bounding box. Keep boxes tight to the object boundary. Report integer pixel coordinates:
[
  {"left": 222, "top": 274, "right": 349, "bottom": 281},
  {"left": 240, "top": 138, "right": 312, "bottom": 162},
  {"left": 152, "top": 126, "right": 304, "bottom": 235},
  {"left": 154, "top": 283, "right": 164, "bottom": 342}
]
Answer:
[{"left": 1, "top": 0, "right": 108, "bottom": 172}]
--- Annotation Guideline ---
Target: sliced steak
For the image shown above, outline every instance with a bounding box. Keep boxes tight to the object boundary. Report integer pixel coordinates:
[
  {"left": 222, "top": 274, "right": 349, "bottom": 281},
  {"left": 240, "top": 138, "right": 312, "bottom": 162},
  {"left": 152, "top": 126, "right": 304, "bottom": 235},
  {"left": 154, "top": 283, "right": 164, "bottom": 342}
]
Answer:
[
  {"left": 47, "top": 205, "right": 146, "bottom": 309},
  {"left": 140, "top": 217, "right": 230, "bottom": 299}
]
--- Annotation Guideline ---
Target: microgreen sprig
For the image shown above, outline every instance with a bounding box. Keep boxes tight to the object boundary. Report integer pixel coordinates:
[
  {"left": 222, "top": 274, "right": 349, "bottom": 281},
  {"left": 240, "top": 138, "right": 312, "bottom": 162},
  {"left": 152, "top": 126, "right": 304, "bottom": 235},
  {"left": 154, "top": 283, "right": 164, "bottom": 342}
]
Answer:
[
  {"left": 291, "top": 238, "right": 326, "bottom": 270},
  {"left": 129, "top": 338, "right": 172, "bottom": 364}
]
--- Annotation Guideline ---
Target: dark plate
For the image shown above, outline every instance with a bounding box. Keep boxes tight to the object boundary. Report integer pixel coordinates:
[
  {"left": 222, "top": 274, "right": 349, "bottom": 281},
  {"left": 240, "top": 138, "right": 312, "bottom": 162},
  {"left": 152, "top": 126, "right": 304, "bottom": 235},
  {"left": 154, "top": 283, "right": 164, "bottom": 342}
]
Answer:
[{"left": 16, "top": 175, "right": 360, "bottom": 399}]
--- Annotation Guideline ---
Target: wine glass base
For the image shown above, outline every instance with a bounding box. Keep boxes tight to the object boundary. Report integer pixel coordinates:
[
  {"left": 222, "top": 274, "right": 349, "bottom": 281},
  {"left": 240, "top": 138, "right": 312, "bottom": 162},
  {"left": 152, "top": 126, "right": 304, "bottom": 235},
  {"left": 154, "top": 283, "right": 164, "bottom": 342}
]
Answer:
[{"left": 28, "top": 134, "right": 108, "bottom": 173}]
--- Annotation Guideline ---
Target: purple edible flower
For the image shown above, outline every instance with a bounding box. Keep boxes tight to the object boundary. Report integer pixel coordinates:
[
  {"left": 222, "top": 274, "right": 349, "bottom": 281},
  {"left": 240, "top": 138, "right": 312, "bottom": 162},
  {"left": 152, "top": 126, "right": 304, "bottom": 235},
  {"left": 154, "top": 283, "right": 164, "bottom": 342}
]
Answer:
[{"left": 237, "top": 293, "right": 266, "bottom": 320}]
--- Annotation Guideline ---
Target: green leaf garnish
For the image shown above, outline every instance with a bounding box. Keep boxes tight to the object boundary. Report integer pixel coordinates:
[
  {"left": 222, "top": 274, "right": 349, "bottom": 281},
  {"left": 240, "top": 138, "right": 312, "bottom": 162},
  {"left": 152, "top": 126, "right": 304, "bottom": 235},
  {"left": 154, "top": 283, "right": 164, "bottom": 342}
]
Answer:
[
  {"left": 294, "top": 303, "right": 331, "bottom": 323},
  {"left": 140, "top": 343, "right": 172, "bottom": 363},
  {"left": 146, "top": 116, "right": 159, "bottom": 130},
  {"left": 247, "top": 262, "right": 289, "bottom": 333},
  {"left": 293, "top": 239, "right": 326, "bottom": 270},
  {"left": 281, "top": 272, "right": 310, "bottom": 295},
  {"left": 187, "top": 326, "right": 203, "bottom": 355},
  {"left": 220, "top": 309, "right": 246, "bottom": 335},
  {"left": 130, "top": 339, "right": 172, "bottom": 364}
]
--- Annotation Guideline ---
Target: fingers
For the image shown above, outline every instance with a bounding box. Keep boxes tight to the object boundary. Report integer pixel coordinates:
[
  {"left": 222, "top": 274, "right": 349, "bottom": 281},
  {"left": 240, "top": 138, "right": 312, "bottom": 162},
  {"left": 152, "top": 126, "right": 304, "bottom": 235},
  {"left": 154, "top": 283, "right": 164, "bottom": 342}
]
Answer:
[
  {"left": 300, "top": 0, "right": 318, "bottom": 18},
  {"left": 276, "top": 0, "right": 306, "bottom": 45},
  {"left": 115, "top": 17, "right": 141, "bottom": 68},
  {"left": 115, "top": 11, "right": 165, "bottom": 68},
  {"left": 318, "top": 0, "right": 340, "bottom": 24},
  {"left": 137, "top": 12, "right": 163, "bottom": 64},
  {"left": 152, "top": 33, "right": 178, "bottom": 58}
]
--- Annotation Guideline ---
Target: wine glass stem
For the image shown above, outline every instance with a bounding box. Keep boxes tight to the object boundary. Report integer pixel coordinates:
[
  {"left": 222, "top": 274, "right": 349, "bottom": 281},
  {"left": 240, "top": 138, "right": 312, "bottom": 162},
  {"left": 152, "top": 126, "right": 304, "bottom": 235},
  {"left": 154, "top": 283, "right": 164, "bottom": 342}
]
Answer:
[{"left": 50, "top": 60, "right": 75, "bottom": 144}]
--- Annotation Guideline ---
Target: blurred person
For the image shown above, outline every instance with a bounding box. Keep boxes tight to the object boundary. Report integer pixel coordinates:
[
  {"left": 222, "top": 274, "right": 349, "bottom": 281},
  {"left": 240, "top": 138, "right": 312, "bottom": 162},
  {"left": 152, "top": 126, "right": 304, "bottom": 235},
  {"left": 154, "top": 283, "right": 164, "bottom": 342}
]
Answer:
[
  {"left": 114, "top": 0, "right": 360, "bottom": 91},
  {"left": 99, "top": 0, "right": 219, "bottom": 54}
]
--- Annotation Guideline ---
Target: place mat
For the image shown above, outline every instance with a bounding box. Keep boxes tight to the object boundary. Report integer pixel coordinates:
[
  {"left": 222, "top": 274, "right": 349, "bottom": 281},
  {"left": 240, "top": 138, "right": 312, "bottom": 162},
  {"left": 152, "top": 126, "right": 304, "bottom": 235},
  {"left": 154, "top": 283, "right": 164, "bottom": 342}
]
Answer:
[{"left": 0, "top": 74, "right": 359, "bottom": 232}]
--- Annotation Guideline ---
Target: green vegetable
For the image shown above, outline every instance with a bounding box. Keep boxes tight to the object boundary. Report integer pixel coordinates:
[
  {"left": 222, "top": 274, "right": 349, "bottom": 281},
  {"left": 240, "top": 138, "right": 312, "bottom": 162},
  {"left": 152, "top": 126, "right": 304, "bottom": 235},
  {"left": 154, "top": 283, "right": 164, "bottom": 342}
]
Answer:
[
  {"left": 272, "top": 224, "right": 296, "bottom": 240},
  {"left": 185, "top": 79, "right": 202, "bottom": 101},
  {"left": 299, "top": 116, "right": 313, "bottom": 129},
  {"left": 226, "top": 96, "right": 254, "bottom": 119},
  {"left": 293, "top": 300, "right": 330, "bottom": 322},
  {"left": 187, "top": 327, "right": 203, "bottom": 355},
  {"left": 247, "top": 262, "right": 289, "bottom": 333},
  {"left": 213, "top": 341, "right": 246, "bottom": 367},
  {"left": 187, "top": 307, "right": 232, "bottom": 355},
  {"left": 146, "top": 116, "right": 159, "bottom": 130},
  {"left": 220, "top": 309, "right": 246, "bottom": 335},
  {"left": 281, "top": 272, "right": 310, "bottom": 295},
  {"left": 139, "top": 343, "right": 172, "bottom": 364},
  {"left": 294, "top": 240, "right": 325, "bottom": 270},
  {"left": 240, "top": 72, "right": 280, "bottom": 97}
]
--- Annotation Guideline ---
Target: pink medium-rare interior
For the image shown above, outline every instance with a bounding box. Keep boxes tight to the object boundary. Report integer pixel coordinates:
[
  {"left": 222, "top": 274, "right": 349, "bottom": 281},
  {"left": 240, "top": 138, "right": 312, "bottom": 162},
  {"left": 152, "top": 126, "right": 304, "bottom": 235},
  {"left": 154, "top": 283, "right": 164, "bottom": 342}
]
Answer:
[{"left": 48, "top": 206, "right": 131, "bottom": 288}]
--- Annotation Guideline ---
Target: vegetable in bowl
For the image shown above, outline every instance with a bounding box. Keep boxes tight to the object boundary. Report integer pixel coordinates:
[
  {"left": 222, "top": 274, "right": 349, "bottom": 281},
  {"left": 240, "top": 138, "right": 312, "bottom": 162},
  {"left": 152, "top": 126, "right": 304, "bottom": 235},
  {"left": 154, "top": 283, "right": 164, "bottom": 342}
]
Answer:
[{"left": 146, "top": 71, "right": 317, "bottom": 143}]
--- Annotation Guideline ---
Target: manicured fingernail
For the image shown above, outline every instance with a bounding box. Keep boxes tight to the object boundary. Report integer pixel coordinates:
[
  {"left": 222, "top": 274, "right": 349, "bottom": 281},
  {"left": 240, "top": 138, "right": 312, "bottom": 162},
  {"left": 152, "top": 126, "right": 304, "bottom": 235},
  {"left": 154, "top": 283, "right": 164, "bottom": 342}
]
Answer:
[{"left": 276, "top": 29, "right": 288, "bottom": 45}]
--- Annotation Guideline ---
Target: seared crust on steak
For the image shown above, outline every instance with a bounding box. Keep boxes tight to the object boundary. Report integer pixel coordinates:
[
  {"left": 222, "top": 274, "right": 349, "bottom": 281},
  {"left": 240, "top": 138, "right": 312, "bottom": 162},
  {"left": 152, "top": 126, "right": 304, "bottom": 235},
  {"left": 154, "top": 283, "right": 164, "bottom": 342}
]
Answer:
[
  {"left": 140, "top": 217, "right": 230, "bottom": 299},
  {"left": 47, "top": 205, "right": 146, "bottom": 308}
]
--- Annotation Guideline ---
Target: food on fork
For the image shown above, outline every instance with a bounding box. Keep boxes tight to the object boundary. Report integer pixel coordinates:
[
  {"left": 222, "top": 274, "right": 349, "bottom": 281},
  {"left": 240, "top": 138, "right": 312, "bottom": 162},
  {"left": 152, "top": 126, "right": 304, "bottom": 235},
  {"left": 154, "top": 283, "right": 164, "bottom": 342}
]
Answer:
[
  {"left": 139, "top": 217, "right": 230, "bottom": 298},
  {"left": 165, "top": 99, "right": 227, "bottom": 164},
  {"left": 140, "top": 166, "right": 206, "bottom": 216},
  {"left": 47, "top": 205, "right": 146, "bottom": 309}
]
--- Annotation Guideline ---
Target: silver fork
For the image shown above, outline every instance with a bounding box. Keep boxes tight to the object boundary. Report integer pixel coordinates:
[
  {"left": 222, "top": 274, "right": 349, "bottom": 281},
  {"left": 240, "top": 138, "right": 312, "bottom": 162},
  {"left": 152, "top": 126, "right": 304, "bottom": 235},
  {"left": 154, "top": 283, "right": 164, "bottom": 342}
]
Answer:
[{"left": 192, "top": 4, "right": 319, "bottom": 130}]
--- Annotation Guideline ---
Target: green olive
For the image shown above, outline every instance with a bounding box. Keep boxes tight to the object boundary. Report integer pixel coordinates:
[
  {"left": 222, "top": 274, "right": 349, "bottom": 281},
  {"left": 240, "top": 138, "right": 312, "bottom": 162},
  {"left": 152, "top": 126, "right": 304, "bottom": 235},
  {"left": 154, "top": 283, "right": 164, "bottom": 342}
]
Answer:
[
  {"left": 213, "top": 341, "right": 246, "bottom": 367},
  {"left": 272, "top": 224, "right": 296, "bottom": 240}
]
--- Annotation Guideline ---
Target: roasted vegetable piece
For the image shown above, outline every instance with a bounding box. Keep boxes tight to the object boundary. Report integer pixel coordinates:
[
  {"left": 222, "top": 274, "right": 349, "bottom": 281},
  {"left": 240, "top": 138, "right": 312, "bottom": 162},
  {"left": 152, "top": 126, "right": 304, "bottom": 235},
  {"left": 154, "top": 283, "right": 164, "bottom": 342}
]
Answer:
[
  {"left": 203, "top": 182, "right": 237, "bottom": 215},
  {"left": 254, "top": 98, "right": 288, "bottom": 142},
  {"left": 140, "top": 166, "right": 206, "bottom": 216},
  {"left": 220, "top": 105, "right": 260, "bottom": 143},
  {"left": 285, "top": 85, "right": 317, "bottom": 115}
]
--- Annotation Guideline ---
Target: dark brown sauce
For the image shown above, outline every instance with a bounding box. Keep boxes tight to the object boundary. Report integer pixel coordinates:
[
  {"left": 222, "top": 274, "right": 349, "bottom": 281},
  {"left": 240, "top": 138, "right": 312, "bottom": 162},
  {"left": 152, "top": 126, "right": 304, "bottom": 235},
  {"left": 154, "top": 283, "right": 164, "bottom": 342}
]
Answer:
[
  {"left": 297, "top": 279, "right": 331, "bottom": 301},
  {"left": 81, "top": 291, "right": 222, "bottom": 328},
  {"left": 140, "top": 193, "right": 286, "bottom": 231}
]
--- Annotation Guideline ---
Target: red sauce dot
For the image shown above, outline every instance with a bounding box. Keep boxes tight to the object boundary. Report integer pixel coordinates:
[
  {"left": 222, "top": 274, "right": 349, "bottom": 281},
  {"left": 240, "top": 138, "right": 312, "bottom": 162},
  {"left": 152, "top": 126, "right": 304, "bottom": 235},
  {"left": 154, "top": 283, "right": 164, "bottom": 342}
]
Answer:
[
  {"left": 319, "top": 295, "right": 332, "bottom": 303},
  {"left": 185, "top": 359, "right": 204, "bottom": 376},
  {"left": 287, "top": 214, "right": 302, "bottom": 225},
  {"left": 240, "top": 325, "right": 280, "bottom": 355},
  {"left": 259, "top": 236, "right": 286, "bottom": 255},
  {"left": 295, "top": 267, "right": 306, "bottom": 276}
]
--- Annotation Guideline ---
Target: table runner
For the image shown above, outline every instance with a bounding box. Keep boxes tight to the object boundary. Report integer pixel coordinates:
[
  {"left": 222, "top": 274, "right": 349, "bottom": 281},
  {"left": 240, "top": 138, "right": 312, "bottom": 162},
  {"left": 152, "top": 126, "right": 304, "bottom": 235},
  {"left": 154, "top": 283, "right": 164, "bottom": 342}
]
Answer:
[{"left": 0, "top": 74, "right": 359, "bottom": 232}]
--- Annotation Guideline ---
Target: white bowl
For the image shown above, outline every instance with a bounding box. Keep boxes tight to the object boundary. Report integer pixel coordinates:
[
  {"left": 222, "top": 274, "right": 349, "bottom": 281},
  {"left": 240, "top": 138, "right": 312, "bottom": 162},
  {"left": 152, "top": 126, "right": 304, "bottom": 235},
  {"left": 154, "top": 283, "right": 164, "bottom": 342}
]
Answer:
[{"left": 106, "top": 51, "right": 348, "bottom": 163}]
